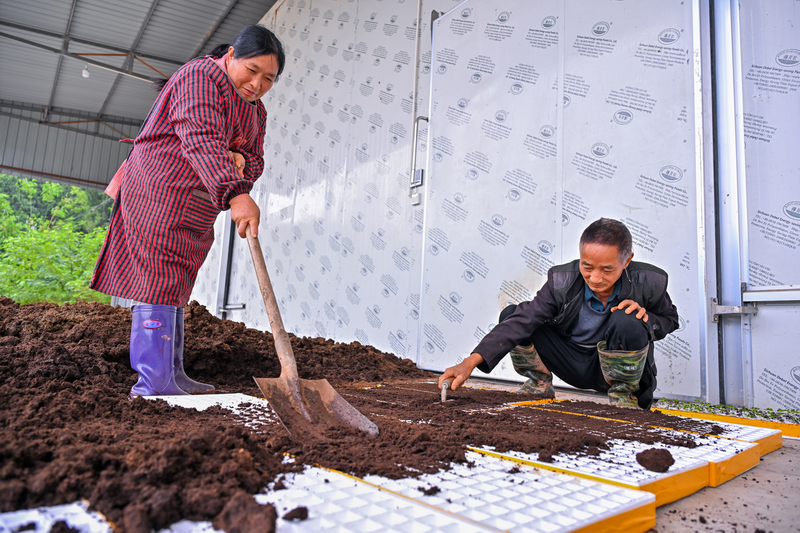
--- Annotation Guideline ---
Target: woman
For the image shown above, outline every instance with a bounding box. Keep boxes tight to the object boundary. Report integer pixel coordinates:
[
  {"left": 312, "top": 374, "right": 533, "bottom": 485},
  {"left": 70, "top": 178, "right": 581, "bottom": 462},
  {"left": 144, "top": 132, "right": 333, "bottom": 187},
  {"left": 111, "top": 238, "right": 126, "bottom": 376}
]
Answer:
[{"left": 91, "top": 25, "right": 285, "bottom": 396}]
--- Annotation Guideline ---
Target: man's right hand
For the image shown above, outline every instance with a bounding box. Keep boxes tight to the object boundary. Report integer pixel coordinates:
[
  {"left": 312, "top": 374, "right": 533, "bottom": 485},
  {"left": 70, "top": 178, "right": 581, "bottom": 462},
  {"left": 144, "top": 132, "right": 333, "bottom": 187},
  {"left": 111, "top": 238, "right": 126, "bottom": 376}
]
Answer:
[{"left": 438, "top": 352, "right": 484, "bottom": 391}]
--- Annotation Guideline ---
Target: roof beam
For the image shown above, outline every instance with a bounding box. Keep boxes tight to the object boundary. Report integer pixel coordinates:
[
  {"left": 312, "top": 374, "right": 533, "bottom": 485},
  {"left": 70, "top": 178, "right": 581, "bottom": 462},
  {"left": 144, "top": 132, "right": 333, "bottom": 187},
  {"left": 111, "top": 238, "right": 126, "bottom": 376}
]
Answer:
[
  {"left": 0, "top": 20, "right": 184, "bottom": 66},
  {"left": 0, "top": 100, "right": 142, "bottom": 126},
  {"left": 0, "top": 31, "right": 154, "bottom": 82},
  {"left": 44, "top": 0, "right": 79, "bottom": 120},
  {"left": 95, "top": 0, "right": 163, "bottom": 122},
  {"left": 0, "top": 110, "right": 126, "bottom": 141},
  {"left": 0, "top": 165, "right": 109, "bottom": 190},
  {"left": 190, "top": 0, "right": 240, "bottom": 58}
]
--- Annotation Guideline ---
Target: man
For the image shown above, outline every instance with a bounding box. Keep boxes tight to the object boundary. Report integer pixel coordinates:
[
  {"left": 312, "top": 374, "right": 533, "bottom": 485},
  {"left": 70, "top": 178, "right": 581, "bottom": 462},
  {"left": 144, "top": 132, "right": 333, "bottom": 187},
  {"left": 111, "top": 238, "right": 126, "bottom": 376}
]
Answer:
[{"left": 438, "top": 218, "right": 679, "bottom": 409}]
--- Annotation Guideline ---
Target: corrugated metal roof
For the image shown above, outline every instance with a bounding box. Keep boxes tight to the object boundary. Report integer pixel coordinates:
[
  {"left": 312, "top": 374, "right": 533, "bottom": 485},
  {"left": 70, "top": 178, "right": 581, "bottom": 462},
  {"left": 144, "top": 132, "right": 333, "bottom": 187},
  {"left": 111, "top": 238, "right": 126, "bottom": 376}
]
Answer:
[{"left": 0, "top": 0, "right": 278, "bottom": 188}]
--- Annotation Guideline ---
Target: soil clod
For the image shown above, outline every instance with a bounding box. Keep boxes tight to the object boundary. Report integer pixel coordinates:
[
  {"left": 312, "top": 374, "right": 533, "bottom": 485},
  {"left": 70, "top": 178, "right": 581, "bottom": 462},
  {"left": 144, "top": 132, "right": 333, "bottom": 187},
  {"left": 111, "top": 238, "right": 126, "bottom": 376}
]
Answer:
[
  {"left": 636, "top": 448, "right": 676, "bottom": 472},
  {"left": 282, "top": 506, "right": 309, "bottom": 521}
]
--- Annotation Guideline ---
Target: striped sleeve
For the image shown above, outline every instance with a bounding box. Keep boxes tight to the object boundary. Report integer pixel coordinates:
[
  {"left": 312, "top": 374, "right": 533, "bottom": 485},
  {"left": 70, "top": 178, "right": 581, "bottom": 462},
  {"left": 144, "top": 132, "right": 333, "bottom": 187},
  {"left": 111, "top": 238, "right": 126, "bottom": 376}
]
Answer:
[
  {"left": 168, "top": 65, "right": 254, "bottom": 210},
  {"left": 241, "top": 105, "right": 266, "bottom": 182}
]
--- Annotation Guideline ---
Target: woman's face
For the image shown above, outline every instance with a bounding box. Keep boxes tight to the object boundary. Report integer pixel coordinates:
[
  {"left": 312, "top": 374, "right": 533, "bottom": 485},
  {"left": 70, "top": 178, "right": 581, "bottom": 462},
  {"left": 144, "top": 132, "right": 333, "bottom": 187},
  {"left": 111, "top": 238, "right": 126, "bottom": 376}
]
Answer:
[{"left": 226, "top": 47, "right": 280, "bottom": 102}]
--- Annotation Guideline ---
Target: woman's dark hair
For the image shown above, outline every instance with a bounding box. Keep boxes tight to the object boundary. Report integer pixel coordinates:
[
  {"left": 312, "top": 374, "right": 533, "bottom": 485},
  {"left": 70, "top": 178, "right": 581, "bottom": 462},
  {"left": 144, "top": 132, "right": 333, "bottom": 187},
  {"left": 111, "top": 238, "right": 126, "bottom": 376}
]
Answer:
[
  {"left": 579, "top": 218, "right": 633, "bottom": 262},
  {"left": 151, "top": 25, "right": 285, "bottom": 92},
  {"left": 207, "top": 44, "right": 230, "bottom": 59}
]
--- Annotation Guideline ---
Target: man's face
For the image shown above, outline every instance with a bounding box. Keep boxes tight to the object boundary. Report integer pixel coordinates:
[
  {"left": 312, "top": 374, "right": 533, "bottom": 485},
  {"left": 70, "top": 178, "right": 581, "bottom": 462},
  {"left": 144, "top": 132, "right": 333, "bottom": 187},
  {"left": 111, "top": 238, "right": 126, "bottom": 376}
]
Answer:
[{"left": 579, "top": 242, "right": 632, "bottom": 300}]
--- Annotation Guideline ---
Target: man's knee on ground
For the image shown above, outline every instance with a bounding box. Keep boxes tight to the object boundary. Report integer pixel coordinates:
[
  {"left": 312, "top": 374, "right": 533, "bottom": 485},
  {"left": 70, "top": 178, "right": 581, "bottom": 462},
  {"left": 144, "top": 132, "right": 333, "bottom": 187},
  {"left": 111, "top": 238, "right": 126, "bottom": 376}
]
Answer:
[{"left": 605, "top": 309, "right": 649, "bottom": 350}]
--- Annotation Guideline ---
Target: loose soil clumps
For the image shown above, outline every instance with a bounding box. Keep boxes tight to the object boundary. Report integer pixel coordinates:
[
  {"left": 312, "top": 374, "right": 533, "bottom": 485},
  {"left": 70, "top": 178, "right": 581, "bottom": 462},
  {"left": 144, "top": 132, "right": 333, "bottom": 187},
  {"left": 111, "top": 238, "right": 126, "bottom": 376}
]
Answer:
[
  {"left": 636, "top": 448, "right": 676, "bottom": 472},
  {"left": 0, "top": 299, "right": 707, "bottom": 532}
]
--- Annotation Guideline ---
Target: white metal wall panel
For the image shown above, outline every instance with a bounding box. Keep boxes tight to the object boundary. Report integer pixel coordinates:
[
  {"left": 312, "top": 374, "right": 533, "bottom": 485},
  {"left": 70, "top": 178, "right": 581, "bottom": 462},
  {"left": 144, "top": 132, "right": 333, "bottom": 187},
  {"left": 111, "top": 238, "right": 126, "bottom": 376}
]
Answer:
[
  {"left": 736, "top": 0, "right": 800, "bottom": 409},
  {"left": 0, "top": 108, "right": 134, "bottom": 190},
  {"left": 418, "top": 0, "right": 708, "bottom": 399},
  {"left": 739, "top": 2, "right": 800, "bottom": 288}
]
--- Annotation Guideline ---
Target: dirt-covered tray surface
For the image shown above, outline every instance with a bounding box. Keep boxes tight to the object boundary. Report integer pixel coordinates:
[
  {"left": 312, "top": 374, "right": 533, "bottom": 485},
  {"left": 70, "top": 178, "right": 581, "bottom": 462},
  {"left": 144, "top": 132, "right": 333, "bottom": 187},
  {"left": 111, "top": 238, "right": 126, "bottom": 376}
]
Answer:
[{"left": 0, "top": 299, "right": 715, "bottom": 532}]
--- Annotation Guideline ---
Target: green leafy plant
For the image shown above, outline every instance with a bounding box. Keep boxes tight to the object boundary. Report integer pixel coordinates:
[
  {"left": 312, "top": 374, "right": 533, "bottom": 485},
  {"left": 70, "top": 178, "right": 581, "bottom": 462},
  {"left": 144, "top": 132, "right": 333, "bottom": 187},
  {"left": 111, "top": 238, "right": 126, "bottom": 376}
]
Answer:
[
  {"left": 656, "top": 398, "right": 800, "bottom": 424},
  {"left": 0, "top": 174, "right": 111, "bottom": 305}
]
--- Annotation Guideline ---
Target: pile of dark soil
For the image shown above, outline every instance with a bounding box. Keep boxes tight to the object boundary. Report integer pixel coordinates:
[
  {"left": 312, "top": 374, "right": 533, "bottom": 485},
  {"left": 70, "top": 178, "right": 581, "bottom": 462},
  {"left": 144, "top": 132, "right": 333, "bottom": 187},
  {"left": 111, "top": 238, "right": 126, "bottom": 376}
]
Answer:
[{"left": 0, "top": 299, "right": 713, "bottom": 532}]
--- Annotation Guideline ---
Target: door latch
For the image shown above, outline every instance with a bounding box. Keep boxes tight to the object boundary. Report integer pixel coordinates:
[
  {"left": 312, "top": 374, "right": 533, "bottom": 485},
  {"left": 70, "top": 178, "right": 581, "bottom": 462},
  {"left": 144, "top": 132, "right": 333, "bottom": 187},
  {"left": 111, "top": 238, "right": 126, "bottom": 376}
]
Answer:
[{"left": 710, "top": 298, "right": 757, "bottom": 322}]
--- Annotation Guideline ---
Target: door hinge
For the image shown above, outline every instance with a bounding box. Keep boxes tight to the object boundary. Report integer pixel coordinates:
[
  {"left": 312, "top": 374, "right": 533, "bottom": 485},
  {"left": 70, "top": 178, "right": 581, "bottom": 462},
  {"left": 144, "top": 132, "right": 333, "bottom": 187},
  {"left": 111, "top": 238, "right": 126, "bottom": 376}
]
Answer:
[{"left": 710, "top": 298, "right": 757, "bottom": 322}]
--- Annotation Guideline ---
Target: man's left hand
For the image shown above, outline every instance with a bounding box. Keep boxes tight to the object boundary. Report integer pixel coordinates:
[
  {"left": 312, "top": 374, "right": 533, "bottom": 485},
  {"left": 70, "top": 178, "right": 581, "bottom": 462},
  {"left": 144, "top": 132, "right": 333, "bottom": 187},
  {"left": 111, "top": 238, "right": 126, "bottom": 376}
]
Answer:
[{"left": 611, "top": 300, "right": 648, "bottom": 322}]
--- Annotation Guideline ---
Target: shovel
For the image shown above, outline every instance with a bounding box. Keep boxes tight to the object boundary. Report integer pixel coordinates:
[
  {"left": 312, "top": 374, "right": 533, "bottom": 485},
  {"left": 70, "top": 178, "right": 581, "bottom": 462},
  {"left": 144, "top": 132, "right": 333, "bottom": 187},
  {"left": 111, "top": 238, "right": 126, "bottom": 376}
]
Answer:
[{"left": 246, "top": 226, "right": 379, "bottom": 437}]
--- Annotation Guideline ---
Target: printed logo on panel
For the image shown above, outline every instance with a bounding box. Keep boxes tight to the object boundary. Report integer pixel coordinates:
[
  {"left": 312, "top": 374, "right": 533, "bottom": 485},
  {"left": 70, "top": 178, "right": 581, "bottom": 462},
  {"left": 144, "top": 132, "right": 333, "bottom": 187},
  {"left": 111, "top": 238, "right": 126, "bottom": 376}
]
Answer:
[
  {"left": 449, "top": 292, "right": 461, "bottom": 305},
  {"left": 658, "top": 28, "right": 681, "bottom": 45},
  {"left": 775, "top": 49, "right": 800, "bottom": 68},
  {"left": 457, "top": 98, "right": 469, "bottom": 109},
  {"left": 433, "top": 152, "right": 443, "bottom": 162},
  {"left": 659, "top": 165, "right": 683, "bottom": 183},
  {"left": 791, "top": 366, "right": 800, "bottom": 386},
  {"left": 390, "top": 15, "right": 397, "bottom": 23},
  {"left": 497, "top": 12, "right": 511, "bottom": 23},
  {"left": 425, "top": 341, "right": 435, "bottom": 353},
  {"left": 541, "top": 16, "right": 557, "bottom": 29},
  {"left": 591, "top": 142, "right": 610, "bottom": 158},
  {"left": 461, "top": 8, "right": 472, "bottom": 19},
  {"left": 675, "top": 316, "right": 686, "bottom": 332},
  {"left": 783, "top": 201, "right": 800, "bottom": 221},
  {"left": 592, "top": 21, "right": 611, "bottom": 36},
  {"left": 539, "top": 125, "right": 555, "bottom": 139},
  {"left": 562, "top": 213, "right": 570, "bottom": 226},
  {"left": 507, "top": 188, "right": 521, "bottom": 201},
  {"left": 454, "top": 193, "right": 465, "bottom": 204},
  {"left": 467, "top": 168, "right": 479, "bottom": 180},
  {"left": 429, "top": 244, "right": 439, "bottom": 255},
  {"left": 613, "top": 109, "right": 634, "bottom": 125},
  {"left": 463, "top": 269, "right": 475, "bottom": 282},
  {"left": 510, "top": 82, "right": 524, "bottom": 95},
  {"left": 491, "top": 214, "right": 505, "bottom": 227},
  {"left": 437, "top": 64, "right": 448, "bottom": 74},
  {"left": 470, "top": 72, "right": 482, "bottom": 83},
  {"left": 537, "top": 240, "right": 554, "bottom": 255},
  {"left": 563, "top": 94, "right": 571, "bottom": 107},
  {"left": 495, "top": 110, "right": 508, "bottom": 123}
]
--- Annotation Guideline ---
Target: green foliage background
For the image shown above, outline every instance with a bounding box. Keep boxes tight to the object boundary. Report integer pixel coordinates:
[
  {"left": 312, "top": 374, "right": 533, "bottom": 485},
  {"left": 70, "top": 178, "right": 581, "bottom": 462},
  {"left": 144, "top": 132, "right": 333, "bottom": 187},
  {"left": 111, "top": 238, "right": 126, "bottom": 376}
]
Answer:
[{"left": 0, "top": 173, "right": 112, "bottom": 304}]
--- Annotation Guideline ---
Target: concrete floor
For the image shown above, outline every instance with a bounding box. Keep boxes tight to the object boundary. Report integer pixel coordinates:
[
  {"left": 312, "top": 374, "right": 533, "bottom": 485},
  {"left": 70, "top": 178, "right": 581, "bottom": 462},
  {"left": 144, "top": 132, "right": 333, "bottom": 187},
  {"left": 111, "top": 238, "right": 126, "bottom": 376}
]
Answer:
[{"left": 462, "top": 379, "right": 800, "bottom": 533}]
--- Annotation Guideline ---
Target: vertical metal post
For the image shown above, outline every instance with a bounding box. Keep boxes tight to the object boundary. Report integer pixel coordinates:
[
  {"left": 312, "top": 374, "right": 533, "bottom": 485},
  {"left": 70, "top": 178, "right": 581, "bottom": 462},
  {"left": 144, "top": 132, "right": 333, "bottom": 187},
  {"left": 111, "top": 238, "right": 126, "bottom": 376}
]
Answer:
[{"left": 712, "top": 0, "right": 749, "bottom": 406}]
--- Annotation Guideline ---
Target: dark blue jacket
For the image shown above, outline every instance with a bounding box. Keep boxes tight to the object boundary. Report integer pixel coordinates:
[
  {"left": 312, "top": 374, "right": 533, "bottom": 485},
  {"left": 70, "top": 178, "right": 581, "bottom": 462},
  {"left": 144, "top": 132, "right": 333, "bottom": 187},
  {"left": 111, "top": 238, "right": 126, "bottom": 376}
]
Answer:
[{"left": 473, "top": 260, "right": 680, "bottom": 373}]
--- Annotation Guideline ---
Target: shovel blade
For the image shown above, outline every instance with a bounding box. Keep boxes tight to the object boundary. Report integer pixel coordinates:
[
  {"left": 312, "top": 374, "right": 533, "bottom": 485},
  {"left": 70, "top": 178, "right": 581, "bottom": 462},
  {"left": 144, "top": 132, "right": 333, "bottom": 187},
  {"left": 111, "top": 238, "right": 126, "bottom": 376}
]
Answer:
[{"left": 255, "top": 377, "right": 379, "bottom": 437}]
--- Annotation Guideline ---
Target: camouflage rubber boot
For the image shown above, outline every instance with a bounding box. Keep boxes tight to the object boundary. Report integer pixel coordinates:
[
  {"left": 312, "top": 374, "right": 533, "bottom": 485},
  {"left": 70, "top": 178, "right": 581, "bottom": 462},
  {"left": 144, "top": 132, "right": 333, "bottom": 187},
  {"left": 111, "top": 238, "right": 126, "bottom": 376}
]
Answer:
[
  {"left": 510, "top": 344, "right": 555, "bottom": 399},
  {"left": 597, "top": 341, "right": 649, "bottom": 409}
]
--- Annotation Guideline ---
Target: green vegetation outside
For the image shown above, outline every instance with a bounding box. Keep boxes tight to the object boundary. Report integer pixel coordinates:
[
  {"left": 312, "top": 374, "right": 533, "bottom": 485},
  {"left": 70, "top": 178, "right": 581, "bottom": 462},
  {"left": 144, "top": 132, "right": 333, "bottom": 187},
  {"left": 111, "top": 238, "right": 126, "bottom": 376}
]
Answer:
[{"left": 0, "top": 173, "right": 112, "bottom": 305}]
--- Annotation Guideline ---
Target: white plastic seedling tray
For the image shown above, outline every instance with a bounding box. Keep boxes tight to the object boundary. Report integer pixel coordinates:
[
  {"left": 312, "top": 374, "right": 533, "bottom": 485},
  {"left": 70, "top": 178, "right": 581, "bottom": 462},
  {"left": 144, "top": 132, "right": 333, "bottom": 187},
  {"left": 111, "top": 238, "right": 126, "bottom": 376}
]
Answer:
[
  {"left": 0, "top": 501, "right": 111, "bottom": 533},
  {"left": 2, "top": 393, "right": 772, "bottom": 532}
]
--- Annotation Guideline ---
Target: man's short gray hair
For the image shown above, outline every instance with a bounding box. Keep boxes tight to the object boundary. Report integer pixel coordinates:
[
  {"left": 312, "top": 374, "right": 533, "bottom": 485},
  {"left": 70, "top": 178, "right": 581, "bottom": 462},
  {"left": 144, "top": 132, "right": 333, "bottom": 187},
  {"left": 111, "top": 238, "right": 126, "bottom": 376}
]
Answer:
[{"left": 579, "top": 218, "right": 633, "bottom": 262}]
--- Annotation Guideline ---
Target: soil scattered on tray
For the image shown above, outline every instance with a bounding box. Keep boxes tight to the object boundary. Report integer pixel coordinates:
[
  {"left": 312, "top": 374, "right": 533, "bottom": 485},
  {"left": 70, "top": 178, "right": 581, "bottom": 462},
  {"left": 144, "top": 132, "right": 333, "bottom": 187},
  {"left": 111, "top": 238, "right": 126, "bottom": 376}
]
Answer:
[
  {"left": 0, "top": 299, "right": 706, "bottom": 532},
  {"left": 542, "top": 401, "right": 726, "bottom": 435},
  {"left": 636, "top": 448, "right": 676, "bottom": 472},
  {"left": 282, "top": 506, "right": 309, "bottom": 521},
  {"left": 49, "top": 522, "right": 80, "bottom": 533}
]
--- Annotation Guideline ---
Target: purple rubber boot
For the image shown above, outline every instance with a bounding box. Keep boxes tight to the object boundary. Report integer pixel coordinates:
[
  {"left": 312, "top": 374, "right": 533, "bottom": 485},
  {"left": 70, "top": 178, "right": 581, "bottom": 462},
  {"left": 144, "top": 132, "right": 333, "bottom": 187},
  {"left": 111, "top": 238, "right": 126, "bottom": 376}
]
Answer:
[
  {"left": 173, "top": 307, "right": 215, "bottom": 393},
  {"left": 130, "top": 304, "right": 188, "bottom": 396}
]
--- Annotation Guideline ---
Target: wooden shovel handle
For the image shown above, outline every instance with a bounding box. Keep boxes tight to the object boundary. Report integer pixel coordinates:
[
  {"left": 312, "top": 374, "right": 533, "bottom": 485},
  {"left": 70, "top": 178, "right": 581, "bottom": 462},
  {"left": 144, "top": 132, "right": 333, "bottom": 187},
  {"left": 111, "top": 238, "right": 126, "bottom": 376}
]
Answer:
[{"left": 246, "top": 226, "right": 299, "bottom": 382}]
